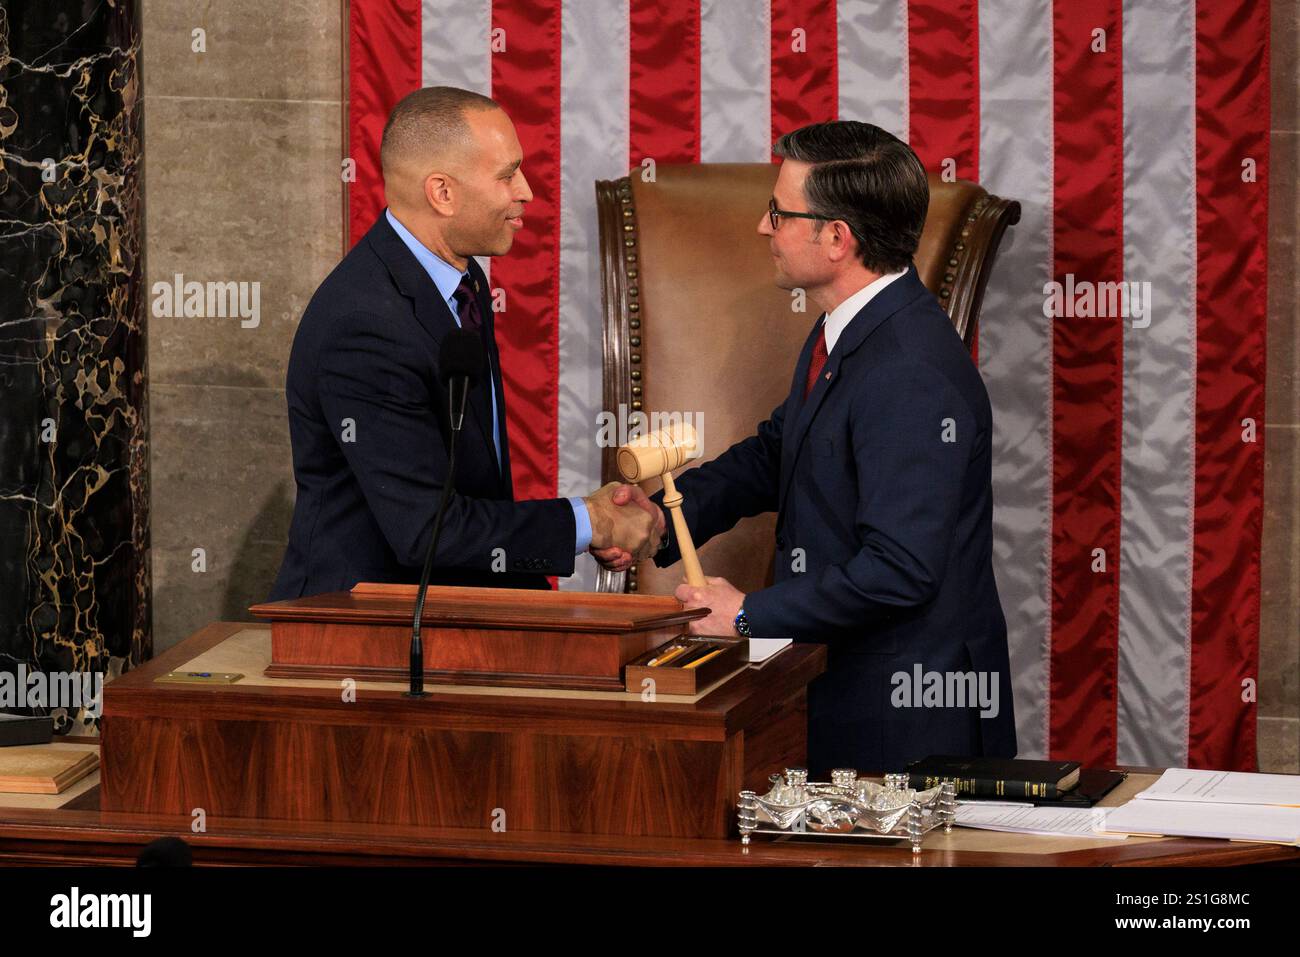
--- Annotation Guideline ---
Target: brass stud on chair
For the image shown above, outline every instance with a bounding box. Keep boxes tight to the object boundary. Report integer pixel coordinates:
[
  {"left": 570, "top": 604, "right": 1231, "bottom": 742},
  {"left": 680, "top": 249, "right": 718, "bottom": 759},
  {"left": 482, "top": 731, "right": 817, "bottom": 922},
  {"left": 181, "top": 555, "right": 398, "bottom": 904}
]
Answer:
[
  {"left": 631, "top": 370, "right": 641, "bottom": 379},
  {"left": 631, "top": 354, "right": 641, "bottom": 364},
  {"left": 630, "top": 336, "right": 641, "bottom": 347},
  {"left": 630, "top": 318, "right": 640, "bottom": 328}
]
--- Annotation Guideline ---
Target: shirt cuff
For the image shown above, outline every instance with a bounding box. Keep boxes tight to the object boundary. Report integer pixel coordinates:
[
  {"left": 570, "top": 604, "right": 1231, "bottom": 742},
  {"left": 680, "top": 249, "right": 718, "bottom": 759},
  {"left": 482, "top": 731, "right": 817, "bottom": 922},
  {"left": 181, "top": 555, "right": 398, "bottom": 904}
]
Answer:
[{"left": 569, "top": 497, "right": 592, "bottom": 554}]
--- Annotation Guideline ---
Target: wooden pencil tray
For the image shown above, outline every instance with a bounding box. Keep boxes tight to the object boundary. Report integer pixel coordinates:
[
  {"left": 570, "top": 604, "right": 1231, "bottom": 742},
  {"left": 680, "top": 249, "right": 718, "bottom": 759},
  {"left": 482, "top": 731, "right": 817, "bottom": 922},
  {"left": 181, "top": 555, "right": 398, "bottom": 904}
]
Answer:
[{"left": 623, "top": 635, "right": 749, "bottom": 695}]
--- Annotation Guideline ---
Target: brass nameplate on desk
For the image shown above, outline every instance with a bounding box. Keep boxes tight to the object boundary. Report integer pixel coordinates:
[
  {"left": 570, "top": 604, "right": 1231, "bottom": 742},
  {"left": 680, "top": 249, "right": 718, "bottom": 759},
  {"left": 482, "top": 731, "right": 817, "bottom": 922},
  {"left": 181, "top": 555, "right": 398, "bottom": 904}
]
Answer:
[
  {"left": 156, "top": 671, "right": 245, "bottom": 685},
  {"left": 624, "top": 635, "right": 748, "bottom": 695}
]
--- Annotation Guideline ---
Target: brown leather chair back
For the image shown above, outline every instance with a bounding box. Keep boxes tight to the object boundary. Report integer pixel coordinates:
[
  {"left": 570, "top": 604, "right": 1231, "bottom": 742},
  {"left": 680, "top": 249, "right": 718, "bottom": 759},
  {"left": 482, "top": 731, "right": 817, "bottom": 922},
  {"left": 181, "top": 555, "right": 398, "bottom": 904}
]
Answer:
[{"left": 595, "top": 164, "right": 1019, "bottom": 596}]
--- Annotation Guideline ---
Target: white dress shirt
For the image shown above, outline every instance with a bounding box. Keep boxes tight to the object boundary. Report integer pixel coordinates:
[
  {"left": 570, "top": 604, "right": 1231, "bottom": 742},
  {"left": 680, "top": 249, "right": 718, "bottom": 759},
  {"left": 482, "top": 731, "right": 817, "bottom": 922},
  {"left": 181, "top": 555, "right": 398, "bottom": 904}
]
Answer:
[{"left": 820, "top": 267, "right": 909, "bottom": 354}]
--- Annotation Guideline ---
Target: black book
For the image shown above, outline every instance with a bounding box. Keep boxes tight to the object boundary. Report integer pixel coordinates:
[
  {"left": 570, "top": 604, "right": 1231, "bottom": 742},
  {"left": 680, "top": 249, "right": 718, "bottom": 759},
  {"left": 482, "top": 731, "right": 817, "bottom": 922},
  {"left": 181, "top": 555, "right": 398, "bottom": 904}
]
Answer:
[
  {"left": 906, "top": 755, "right": 1082, "bottom": 800},
  {"left": 0, "top": 714, "right": 54, "bottom": 748}
]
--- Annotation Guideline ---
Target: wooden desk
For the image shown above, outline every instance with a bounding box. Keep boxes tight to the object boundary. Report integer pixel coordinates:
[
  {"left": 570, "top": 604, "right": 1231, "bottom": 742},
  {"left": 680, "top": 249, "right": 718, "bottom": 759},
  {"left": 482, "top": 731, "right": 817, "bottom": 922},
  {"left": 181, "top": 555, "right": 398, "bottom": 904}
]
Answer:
[
  {"left": 98, "top": 622, "right": 823, "bottom": 839},
  {"left": 1, "top": 775, "right": 1297, "bottom": 866},
  {"left": 2, "top": 622, "right": 1295, "bottom": 866}
]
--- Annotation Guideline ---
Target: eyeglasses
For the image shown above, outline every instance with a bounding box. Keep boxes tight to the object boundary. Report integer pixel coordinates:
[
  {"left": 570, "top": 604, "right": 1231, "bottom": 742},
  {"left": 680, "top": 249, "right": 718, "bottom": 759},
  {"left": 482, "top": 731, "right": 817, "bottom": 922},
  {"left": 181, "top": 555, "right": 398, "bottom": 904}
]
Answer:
[{"left": 768, "top": 197, "right": 829, "bottom": 230}]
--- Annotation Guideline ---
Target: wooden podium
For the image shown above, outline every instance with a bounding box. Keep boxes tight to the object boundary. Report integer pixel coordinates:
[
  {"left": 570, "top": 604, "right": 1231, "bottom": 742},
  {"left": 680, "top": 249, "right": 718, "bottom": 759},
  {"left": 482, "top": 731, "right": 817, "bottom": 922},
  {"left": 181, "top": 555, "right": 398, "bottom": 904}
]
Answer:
[
  {"left": 99, "top": 585, "right": 826, "bottom": 840},
  {"left": 251, "top": 582, "right": 724, "bottom": 691}
]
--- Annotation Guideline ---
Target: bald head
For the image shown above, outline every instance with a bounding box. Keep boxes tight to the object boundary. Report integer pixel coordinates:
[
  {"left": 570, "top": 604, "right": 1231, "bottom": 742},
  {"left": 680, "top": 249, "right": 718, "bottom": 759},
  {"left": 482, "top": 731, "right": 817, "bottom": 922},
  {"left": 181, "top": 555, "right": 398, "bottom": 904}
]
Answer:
[
  {"left": 379, "top": 86, "right": 533, "bottom": 268},
  {"left": 380, "top": 86, "right": 501, "bottom": 181}
]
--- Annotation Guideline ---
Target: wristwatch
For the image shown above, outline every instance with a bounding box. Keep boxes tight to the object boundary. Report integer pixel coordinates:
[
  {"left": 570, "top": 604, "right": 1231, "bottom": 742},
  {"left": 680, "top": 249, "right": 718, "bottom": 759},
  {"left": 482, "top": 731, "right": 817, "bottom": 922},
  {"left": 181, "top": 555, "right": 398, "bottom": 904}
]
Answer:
[{"left": 733, "top": 607, "right": 753, "bottom": 638}]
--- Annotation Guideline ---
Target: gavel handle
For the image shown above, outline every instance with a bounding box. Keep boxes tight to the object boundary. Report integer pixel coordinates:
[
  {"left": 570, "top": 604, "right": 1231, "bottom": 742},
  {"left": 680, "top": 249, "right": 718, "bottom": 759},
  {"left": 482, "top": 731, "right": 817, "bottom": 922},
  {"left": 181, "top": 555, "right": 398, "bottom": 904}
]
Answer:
[{"left": 660, "top": 472, "right": 707, "bottom": 588}]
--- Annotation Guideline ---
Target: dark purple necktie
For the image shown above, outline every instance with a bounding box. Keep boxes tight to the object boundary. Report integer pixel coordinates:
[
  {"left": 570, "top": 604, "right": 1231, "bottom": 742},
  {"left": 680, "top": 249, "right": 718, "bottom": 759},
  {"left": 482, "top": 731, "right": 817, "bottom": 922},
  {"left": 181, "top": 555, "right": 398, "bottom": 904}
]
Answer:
[{"left": 452, "top": 274, "right": 484, "bottom": 336}]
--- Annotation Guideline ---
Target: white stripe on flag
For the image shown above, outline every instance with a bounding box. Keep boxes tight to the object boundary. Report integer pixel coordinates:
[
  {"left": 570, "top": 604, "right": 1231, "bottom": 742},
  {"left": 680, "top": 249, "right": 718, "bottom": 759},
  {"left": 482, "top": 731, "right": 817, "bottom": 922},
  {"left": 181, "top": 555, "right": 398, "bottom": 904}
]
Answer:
[
  {"left": 557, "top": 0, "right": 630, "bottom": 588},
  {"left": 837, "top": 0, "right": 909, "bottom": 140},
  {"left": 422, "top": 0, "right": 493, "bottom": 284},
  {"left": 421, "top": 0, "right": 491, "bottom": 92},
  {"left": 977, "top": 0, "right": 1054, "bottom": 759},
  {"left": 1117, "top": 0, "right": 1195, "bottom": 767},
  {"left": 701, "top": 0, "right": 771, "bottom": 161}
]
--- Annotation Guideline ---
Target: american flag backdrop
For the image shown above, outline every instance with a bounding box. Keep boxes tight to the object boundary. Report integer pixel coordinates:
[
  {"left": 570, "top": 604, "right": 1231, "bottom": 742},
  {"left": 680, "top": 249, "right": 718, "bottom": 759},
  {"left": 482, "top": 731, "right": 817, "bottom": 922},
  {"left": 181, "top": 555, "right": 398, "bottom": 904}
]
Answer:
[{"left": 344, "top": 0, "right": 1270, "bottom": 771}]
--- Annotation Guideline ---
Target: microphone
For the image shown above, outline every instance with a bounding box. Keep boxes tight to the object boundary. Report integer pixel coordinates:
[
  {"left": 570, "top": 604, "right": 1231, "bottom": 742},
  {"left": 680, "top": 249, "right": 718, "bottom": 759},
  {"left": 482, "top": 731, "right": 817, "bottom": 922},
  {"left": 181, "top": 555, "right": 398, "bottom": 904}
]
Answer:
[
  {"left": 440, "top": 327, "right": 486, "bottom": 430},
  {"left": 408, "top": 329, "right": 485, "bottom": 697}
]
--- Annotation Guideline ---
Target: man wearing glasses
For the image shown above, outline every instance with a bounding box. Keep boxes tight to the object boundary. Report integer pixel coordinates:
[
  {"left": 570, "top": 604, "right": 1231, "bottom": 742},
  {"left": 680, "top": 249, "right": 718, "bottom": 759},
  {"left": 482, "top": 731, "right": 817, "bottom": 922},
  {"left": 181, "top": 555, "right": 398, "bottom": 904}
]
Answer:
[{"left": 593, "top": 121, "right": 1016, "bottom": 775}]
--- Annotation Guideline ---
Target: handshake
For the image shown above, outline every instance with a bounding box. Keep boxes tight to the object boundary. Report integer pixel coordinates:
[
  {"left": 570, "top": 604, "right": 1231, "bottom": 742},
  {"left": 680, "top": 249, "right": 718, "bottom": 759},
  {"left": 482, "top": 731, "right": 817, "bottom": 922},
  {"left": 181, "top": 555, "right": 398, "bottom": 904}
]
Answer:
[{"left": 583, "top": 482, "right": 666, "bottom": 573}]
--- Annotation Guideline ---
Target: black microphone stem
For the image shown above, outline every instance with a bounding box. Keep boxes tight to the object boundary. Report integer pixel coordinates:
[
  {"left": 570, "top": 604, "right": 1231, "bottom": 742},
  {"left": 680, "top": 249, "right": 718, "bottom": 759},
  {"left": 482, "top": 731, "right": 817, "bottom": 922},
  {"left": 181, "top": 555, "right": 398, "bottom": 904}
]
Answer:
[{"left": 407, "top": 377, "right": 466, "bottom": 698}]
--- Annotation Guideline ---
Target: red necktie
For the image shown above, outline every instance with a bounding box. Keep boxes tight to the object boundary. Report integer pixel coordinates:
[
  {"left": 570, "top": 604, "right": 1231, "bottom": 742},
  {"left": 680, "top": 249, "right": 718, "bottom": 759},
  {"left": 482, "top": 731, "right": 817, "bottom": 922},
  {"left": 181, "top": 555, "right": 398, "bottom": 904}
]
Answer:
[{"left": 803, "top": 321, "right": 828, "bottom": 400}]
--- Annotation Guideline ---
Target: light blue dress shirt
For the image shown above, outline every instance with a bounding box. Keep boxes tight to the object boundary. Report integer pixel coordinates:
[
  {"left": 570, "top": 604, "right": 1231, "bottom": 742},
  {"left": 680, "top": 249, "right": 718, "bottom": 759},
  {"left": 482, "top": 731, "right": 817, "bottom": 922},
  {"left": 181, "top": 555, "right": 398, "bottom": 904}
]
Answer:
[{"left": 385, "top": 210, "right": 591, "bottom": 554}]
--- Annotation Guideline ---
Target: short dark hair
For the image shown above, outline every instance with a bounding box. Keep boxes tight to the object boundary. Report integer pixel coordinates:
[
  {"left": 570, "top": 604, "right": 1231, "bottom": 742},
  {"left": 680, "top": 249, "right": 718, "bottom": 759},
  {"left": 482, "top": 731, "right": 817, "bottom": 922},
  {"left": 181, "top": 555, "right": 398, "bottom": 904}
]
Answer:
[
  {"left": 772, "top": 121, "right": 929, "bottom": 274},
  {"left": 380, "top": 86, "right": 500, "bottom": 173}
]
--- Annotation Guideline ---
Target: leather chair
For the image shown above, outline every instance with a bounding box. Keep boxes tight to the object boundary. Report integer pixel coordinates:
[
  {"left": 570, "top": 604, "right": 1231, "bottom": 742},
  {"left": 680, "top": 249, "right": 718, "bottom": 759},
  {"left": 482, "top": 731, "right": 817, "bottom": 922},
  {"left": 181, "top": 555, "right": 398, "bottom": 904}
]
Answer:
[{"left": 593, "top": 164, "right": 1020, "bottom": 596}]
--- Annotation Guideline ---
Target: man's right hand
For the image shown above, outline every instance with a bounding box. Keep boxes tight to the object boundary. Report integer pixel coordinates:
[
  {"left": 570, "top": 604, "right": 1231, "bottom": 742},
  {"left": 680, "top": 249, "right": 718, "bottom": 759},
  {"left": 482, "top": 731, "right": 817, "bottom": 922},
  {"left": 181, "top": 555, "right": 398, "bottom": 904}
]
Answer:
[
  {"left": 589, "top": 484, "right": 666, "bottom": 572},
  {"left": 584, "top": 482, "right": 662, "bottom": 562}
]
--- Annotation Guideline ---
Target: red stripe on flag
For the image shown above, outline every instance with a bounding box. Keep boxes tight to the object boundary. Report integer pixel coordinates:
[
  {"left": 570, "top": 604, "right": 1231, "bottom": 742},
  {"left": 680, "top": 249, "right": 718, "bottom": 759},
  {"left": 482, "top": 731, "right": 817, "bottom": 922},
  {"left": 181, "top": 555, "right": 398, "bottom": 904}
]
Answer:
[
  {"left": 628, "top": 0, "right": 700, "bottom": 164},
  {"left": 347, "top": 0, "right": 421, "bottom": 247},
  {"left": 907, "top": 0, "right": 979, "bottom": 181},
  {"left": 907, "top": 0, "right": 979, "bottom": 360},
  {"left": 1048, "top": 2, "right": 1124, "bottom": 766},
  {"left": 770, "top": 0, "right": 838, "bottom": 151},
  {"left": 490, "top": 0, "right": 562, "bottom": 510},
  {"left": 1188, "top": 1, "right": 1269, "bottom": 771}
]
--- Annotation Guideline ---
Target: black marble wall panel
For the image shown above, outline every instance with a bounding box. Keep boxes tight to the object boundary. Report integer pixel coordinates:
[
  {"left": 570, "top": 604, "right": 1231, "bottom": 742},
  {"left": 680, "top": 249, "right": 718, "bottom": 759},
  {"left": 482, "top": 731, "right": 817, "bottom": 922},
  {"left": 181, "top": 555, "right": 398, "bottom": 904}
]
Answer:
[{"left": 0, "top": 1, "right": 147, "bottom": 732}]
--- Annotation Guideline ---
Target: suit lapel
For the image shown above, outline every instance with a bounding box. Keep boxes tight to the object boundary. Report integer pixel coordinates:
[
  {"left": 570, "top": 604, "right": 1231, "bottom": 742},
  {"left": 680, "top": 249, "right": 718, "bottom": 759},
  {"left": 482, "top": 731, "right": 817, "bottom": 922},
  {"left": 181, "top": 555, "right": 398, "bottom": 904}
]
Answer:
[
  {"left": 777, "top": 264, "right": 930, "bottom": 518},
  {"left": 368, "top": 218, "right": 499, "bottom": 486},
  {"left": 367, "top": 215, "right": 459, "bottom": 344},
  {"left": 779, "top": 317, "right": 824, "bottom": 499}
]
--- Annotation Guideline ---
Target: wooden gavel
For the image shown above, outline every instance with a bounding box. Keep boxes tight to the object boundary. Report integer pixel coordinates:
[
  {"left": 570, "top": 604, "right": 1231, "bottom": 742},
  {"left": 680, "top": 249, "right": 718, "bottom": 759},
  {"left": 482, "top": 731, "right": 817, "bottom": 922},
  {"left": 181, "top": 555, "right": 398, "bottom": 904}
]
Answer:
[{"left": 616, "top": 422, "right": 706, "bottom": 587}]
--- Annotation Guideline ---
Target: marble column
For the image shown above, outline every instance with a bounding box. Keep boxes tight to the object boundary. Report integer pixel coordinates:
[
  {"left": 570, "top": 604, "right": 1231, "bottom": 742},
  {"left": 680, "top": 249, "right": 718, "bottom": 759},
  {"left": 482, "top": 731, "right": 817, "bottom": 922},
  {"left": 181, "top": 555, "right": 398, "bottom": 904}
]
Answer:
[{"left": 0, "top": 1, "right": 148, "bottom": 732}]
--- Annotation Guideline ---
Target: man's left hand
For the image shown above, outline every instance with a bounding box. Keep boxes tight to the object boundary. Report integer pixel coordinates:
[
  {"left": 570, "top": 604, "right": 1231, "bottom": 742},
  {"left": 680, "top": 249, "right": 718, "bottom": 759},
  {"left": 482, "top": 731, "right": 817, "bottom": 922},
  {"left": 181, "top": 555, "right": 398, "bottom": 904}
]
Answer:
[{"left": 675, "top": 576, "right": 746, "bottom": 636}]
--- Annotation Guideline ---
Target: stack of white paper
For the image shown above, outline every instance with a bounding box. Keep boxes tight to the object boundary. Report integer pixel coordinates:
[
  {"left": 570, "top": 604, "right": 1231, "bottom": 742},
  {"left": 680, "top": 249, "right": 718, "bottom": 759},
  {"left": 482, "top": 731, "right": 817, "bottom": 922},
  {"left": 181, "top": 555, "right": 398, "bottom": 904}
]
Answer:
[
  {"left": 748, "top": 638, "right": 792, "bottom": 663},
  {"left": 955, "top": 803, "right": 1126, "bottom": 840},
  {"left": 1099, "top": 768, "right": 1300, "bottom": 845},
  {"left": 1130, "top": 768, "right": 1300, "bottom": 806}
]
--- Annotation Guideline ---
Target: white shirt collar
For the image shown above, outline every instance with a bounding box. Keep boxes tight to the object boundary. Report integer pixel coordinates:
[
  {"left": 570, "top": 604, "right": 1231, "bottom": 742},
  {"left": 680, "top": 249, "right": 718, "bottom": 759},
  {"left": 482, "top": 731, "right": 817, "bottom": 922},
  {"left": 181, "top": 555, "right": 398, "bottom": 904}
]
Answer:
[{"left": 820, "top": 268, "right": 909, "bottom": 354}]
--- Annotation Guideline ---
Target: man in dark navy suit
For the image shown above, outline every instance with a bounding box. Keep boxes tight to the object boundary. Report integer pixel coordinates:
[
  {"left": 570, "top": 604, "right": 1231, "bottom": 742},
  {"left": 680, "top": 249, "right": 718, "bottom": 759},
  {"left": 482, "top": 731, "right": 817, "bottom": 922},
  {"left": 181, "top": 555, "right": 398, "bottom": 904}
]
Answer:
[
  {"left": 271, "top": 87, "right": 661, "bottom": 600},
  {"left": 594, "top": 122, "right": 1016, "bottom": 774}
]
